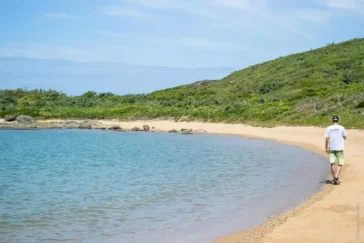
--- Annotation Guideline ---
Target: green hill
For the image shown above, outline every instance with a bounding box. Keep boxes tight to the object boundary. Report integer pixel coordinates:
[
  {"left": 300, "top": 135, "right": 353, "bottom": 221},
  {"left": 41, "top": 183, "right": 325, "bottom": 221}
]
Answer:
[{"left": 1, "top": 38, "right": 364, "bottom": 128}]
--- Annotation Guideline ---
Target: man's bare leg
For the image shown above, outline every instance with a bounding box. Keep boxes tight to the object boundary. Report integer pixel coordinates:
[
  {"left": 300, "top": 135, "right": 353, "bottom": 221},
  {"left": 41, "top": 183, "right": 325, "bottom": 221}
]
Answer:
[
  {"left": 331, "top": 163, "right": 336, "bottom": 179},
  {"left": 335, "top": 165, "right": 342, "bottom": 179}
]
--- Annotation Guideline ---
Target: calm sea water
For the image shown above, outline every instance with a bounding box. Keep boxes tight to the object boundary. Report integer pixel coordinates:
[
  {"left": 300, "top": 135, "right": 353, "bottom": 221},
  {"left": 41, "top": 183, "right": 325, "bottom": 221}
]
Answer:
[{"left": 0, "top": 129, "right": 328, "bottom": 243}]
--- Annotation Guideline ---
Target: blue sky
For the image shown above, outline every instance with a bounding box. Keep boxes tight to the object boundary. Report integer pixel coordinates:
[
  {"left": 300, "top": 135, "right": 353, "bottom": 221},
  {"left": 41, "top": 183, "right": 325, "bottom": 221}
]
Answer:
[{"left": 1, "top": 0, "right": 364, "bottom": 94}]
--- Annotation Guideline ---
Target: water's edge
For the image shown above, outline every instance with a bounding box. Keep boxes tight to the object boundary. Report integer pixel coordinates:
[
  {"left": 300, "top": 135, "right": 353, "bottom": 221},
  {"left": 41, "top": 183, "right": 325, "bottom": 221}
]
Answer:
[
  {"left": 0, "top": 120, "right": 332, "bottom": 243},
  {"left": 214, "top": 138, "right": 332, "bottom": 243}
]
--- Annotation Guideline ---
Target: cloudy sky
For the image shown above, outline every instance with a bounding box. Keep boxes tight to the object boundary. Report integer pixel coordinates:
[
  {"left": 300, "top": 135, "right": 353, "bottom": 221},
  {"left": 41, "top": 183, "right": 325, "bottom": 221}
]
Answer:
[{"left": 0, "top": 0, "right": 363, "bottom": 94}]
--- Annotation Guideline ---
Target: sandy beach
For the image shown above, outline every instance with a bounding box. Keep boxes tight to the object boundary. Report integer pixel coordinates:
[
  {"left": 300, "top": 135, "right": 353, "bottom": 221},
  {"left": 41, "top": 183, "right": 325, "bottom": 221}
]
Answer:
[
  {"left": 2, "top": 119, "right": 364, "bottom": 242},
  {"left": 95, "top": 120, "right": 364, "bottom": 243}
]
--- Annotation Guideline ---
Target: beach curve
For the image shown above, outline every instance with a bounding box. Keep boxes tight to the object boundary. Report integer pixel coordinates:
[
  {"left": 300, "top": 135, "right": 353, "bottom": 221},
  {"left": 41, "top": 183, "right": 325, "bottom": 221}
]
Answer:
[
  {"left": 99, "top": 120, "right": 364, "bottom": 243},
  {"left": 5, "top": 119, "right": 364, "bottom": 242}
]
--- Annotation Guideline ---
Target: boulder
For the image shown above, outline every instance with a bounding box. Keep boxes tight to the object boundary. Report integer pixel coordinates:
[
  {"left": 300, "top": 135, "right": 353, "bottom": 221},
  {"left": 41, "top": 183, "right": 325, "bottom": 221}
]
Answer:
[
  {"left": 92, "top": 124, "right": 107, "bottom": 130},
  {"left": 4, "top": 115, "right": 16, "bottom": 122},
  {"left": 64, "top": 121, "right": 80, "bottom": 129},
  {"left": 143, "top": 125, "right": 150, "bottom": 131},
  {"left": 37, "top": 122, "right": 63, "bottom": 129},
  {"left": 169, "top": 129, "right": 178, "bottom": 133},
  {"left": 79, "top": 121, "right": 93, "bottom": 129},
  {"left": 181, "top": 128, "right": 192, "bottom": 133},
  {"left": 16, "top": 115, "right": 35, "bottom": 124},
  {"left": 108, "top": 125, "right": 121, "bottom": 130},
  {"left": 132, "top": 127, "right": 142, "bottom": 131}
]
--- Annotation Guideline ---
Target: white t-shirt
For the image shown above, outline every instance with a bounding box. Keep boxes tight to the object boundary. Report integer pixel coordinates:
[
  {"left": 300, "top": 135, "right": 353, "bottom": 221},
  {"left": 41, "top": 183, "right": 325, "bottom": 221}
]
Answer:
[{"left": 325, "top": 125, "right": 347, "bottom": 151}]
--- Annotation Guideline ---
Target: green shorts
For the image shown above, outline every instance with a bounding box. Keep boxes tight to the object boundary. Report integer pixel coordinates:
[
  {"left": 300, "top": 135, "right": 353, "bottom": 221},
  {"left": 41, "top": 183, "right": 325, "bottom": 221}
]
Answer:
[{"left": 329, "top": 150, "right": 344, "bottom": 165}]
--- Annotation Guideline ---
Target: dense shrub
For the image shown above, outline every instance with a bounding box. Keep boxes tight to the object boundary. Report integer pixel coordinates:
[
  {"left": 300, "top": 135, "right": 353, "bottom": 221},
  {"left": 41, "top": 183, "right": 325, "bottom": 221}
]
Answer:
[
  {"left": 356, "top": 101, "right": 364, "bottom": 109},
  {"left": 1, "top": 38, "right": 364, "bottom": 128}
]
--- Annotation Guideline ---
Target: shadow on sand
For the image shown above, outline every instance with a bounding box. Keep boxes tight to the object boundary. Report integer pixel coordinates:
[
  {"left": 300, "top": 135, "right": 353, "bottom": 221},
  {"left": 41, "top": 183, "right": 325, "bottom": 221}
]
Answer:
[{"left": 320, "top": 179, "right": 334, "bottom": 184}]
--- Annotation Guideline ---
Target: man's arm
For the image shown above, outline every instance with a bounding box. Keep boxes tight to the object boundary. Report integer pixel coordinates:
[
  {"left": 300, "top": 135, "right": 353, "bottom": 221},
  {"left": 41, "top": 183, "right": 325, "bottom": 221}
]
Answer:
[
  {"left": 342, "top": 127, "right": 347, "bottom": 140},
  {"left": 325, "top": 128, "right": 329, "bottom": 153}
]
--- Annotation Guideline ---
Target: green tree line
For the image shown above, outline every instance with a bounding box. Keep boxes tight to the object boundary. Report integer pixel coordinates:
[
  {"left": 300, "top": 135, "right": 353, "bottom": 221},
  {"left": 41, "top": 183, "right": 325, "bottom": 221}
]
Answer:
[{"left": 1, "top": 38, "right": 364, "bottom": 128}]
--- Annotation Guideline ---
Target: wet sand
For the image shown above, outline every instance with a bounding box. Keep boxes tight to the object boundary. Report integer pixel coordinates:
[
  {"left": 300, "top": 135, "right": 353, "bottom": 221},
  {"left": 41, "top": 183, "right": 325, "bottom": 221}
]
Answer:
[{"left": 3, "top": 119, "right": 364, "bottom": 242}]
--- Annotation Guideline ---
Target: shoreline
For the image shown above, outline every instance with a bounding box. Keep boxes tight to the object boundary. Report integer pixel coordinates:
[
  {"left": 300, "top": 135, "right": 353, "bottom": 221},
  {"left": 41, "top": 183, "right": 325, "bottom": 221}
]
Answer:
[{"left": 1, "top": 119, "right": 363, "bottom": 243}]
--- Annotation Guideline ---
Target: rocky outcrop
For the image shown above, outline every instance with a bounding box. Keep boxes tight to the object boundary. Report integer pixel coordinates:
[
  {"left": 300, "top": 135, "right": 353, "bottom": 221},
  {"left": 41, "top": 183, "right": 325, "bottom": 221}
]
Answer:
[
  {"left": 0, "top": 119, "right": 37, "bottom": 129},
  {"left": 108, "top": 125, "right": 121, "bottom": 130},
  {"left": 169, "top": 129, "right": 178, "bottom": 133},
  {"left": 4, "top": 115, "right": 16, "bottom": 122},
  {"left": 143, "top": 125, "right": 150, "bottom": 131},
  {"left": 63, "top": 121, "right": 80, "bottom": 129},
  {"left": 92, "top": 124, "right": 107, "bottom": 130},
  {"left": 181, "top": 128, "right": 192, "bottom": 133},
  {"left": 16, "top": 115, "right": 35, "bottom": 124},
  {"left": 193, "top": 129, "right": 207, "bottom": 133},
  {"left": 181, "top": 128, "right": 193, "bottom": 134},
  {"left": 79, "top": 121, "right": 93, "bottom": 129}
]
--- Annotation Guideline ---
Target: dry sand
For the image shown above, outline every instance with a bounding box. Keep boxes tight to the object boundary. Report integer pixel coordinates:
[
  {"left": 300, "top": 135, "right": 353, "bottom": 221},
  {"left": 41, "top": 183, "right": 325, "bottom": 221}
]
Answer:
[{"left": 4, "top": 119, "right": 364, "bottom": 242}]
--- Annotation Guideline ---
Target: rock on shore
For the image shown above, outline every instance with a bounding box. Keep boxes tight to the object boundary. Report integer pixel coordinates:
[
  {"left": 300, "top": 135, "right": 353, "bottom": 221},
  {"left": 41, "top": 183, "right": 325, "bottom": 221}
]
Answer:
[
  {"left": 92, "top": 125, "right": 107, "bottom": 130},
  {"left": 16, "top": 115, "right": 35, "bottom": 124},
  {"left": 63, "top": 121, "right": 80, "bottom": 129},
  {"left": 108, "top": 125, "right": 121, "bottom": 130},
  {"left": 0, "top": 118, "right": 152, "bottom": 132},
  {"left": 181, "top": 128, "right": 192, "bottom": 132},
  {"left": 4, "top": 115, "right": 16, "bottom": 122},
  {"left": 79, "top": 121, "right": 93, "bottom": 129}
]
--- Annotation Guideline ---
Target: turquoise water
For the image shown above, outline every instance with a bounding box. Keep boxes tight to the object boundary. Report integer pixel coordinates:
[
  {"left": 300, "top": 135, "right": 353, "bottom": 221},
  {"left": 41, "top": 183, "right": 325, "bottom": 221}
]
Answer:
[{"left": 0, "top": 130, "right": 327, "bottom": 243}]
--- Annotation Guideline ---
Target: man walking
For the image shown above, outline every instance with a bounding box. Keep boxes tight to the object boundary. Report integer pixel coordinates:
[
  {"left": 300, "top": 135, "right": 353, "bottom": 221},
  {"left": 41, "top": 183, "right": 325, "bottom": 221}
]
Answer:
[{"left": 325, "top": 115, "right": 347, "bottom": 185}]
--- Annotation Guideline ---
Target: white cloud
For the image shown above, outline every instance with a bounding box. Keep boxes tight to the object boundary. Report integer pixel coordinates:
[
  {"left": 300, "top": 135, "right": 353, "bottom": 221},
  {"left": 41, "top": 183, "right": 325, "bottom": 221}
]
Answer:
[
  {"left": 0, "top": 35, "right": 238, "bottom": 63},
  {"left": 181, "top": 7, "right": 221, "bottom": 18},
  {"left": 177, "top": 37, "right": 236, "bottom": 51},
  {"left": 0, "top": 44, "right": 98, "bottom": 62},
  {"left": 129, "top": 0, "right": 268, "bottom": 13},
  {"left": 103, "top": 6, "right": 151, "bottom": 17},
  {"left": 321, "top": 0, "right": 357, "bottom": 10},
  {"left": 213, "top": 0, "right": 267, "bottom": 15},
  {"left": 294, "top": 9, "right": 331, "bottom": 23},
  {"left": 213, "top": 0, "right": 253, "bottom": 11},
  {"left": 316, "top": 0, "right": 364, "bottom": 13},
  {"left": 117, "top": 34, "right": 238, "bottom": 52},
  {"left": 126, "top": 0, "right": 269, "bottom": 17},
  {"left": 43, "top": 12, "right": 74, "bottom": 19},
  {"left": 11, "top": 0, "right": 325, "bottom": 65},
  {"left": 126, "top": 0, "right": 183, "bottom": 10},
  {"left": 123, "top": 0, "right": 221, "bottom": 18},
  {"left": 122, "top": 0, "right": 316, "bottom": 40},
  {"left": 281, "top": 25, "right": 317, "bottom": 41}
]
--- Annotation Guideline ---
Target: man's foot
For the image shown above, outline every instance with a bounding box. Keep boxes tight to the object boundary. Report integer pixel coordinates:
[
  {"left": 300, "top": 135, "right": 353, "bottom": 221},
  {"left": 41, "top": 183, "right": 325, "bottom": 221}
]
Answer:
[{"left": 333, "top": 177, "right": 341, "bottom": 185}]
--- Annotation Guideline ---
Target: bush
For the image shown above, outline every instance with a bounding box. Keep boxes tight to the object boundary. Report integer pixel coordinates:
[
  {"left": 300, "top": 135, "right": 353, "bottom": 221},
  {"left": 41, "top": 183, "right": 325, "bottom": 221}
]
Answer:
[
  {"left": 356, "top": 101, "right": 364, "bottom": 109},
  {"left": 0, "top": 38, "right": 363, "bottom": 128},
  {"left": 342, "top": 71, "right": 359, "bottom": 84}
]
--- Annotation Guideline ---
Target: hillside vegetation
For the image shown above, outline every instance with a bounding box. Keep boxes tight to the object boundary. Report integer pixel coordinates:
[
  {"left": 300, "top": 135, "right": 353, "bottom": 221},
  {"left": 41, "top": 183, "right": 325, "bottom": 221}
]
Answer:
[{"left": 1, "top": 38, "right": 364, "bottom": 128}]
